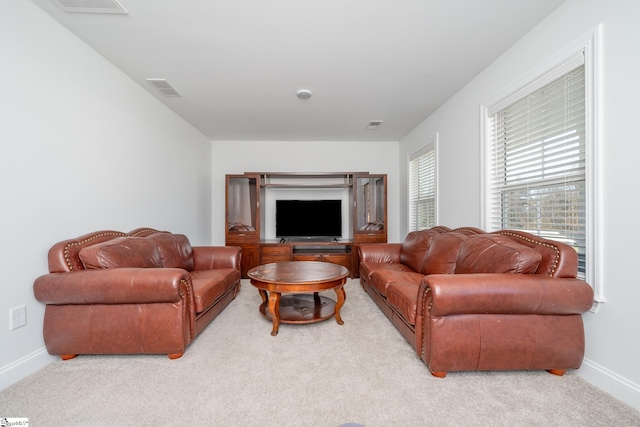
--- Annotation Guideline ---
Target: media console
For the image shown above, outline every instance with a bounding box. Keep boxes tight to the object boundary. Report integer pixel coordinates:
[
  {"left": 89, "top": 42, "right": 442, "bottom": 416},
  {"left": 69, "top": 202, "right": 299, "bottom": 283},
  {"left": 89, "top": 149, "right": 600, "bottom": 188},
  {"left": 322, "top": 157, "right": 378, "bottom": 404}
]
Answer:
[
  {"left": 225, "top": 172, "right": 387, "bottom": 278},
  {"left": 259, "top": 240, "right": 353, "bottom": 276}
]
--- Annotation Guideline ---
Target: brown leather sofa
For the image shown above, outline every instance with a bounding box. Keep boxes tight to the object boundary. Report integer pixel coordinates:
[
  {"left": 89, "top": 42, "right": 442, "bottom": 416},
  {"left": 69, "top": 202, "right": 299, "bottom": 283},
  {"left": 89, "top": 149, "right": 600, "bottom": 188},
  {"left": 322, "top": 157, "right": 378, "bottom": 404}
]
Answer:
[
  {"left": 358, "top": 226, "right": 594, "bottom": 377},
  {"left": 33, "top": 228, "right": 241, "bottom": 360}
]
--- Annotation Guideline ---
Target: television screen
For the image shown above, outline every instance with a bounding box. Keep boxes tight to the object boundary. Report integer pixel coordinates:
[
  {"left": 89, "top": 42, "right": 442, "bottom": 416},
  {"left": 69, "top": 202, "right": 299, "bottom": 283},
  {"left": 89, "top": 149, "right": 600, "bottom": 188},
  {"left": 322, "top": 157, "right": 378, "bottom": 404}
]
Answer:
[{"left": 276, "top": 199, "right": 342, "bottom": 239}]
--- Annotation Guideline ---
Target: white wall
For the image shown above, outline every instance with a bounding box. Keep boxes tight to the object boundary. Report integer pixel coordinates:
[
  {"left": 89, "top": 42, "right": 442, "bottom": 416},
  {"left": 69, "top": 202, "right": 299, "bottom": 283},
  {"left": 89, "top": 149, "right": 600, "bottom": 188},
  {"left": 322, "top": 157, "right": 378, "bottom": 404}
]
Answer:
[
  {"left": 399, "top": 0, "right": 640, "bottom": 410},
  {"left": 211, "top": 140, "right": 400, "bottom": 245},
  {"left": 0, "top": 2, "right": 212, "bottom": 389}
]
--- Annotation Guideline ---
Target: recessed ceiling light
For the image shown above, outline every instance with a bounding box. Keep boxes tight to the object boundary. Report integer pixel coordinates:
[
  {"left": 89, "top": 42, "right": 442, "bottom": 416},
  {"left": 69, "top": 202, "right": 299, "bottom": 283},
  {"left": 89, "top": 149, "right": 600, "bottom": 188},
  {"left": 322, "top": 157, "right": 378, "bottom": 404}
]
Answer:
[{"left": 296, "top": 89, "right": 312, "bottom": 100}]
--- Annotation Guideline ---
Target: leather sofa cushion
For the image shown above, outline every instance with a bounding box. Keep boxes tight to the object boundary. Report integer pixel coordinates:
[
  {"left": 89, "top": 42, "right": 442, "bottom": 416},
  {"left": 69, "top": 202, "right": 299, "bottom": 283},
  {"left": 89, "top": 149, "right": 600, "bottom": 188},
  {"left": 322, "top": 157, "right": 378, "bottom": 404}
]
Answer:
[
  {"left": 399, "top": 229, "right": 442, "bottom": 273},
  {"left": 455, "top": 234, "right": 542, "bottom": 274},
  {"left": 79, "top": 237, "right": 162, "bottom": 269},
  {"left": 370, "top": 270, "right": 424, "bottom": 297},
  {"left": 421, "top": 232, "right": 468, "bottom": 274},
  {"left": 386, "top": 282, "right": 419, "bottom": 325},
  {"left": 190, "top": 269, "right": 241, "bottom": 313},
  {"left": 145, "top": 233, "right": 194, "bottom": 271},
  {"left": 360, "top": 262, "right": 413, "bottom": 283}
]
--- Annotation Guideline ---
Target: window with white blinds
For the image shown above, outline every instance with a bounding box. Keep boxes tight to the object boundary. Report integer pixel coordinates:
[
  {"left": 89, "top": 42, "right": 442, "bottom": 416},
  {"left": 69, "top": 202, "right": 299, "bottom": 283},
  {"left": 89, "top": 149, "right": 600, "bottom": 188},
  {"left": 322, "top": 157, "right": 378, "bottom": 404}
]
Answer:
[
  {"left": 409, "top": 144, "right": 436, "bottom": 231},
  {"left": 486, "top": 58, "right": 587, "bottom": 279}
]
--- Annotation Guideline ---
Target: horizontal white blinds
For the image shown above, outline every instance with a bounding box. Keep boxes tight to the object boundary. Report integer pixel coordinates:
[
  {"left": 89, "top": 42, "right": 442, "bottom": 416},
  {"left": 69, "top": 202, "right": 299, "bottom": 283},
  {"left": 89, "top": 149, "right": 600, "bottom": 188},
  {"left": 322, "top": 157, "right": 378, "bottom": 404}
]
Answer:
[
  {"left": 487, "top": 62, "right": 586, "bottom": 278},
  {"left": 409, "top": 145, "right": 436, "bottom": 231}
]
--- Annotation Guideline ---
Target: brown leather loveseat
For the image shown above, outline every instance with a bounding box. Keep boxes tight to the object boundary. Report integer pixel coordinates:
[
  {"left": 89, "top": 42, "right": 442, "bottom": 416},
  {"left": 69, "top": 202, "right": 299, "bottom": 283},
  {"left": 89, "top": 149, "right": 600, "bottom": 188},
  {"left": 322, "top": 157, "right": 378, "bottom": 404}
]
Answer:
[
  {"left": 358, "top": 226, "right": 594, "bottom": 377},
  {"left": 33, "top": 228, "right": 241, "bottom": 360}
]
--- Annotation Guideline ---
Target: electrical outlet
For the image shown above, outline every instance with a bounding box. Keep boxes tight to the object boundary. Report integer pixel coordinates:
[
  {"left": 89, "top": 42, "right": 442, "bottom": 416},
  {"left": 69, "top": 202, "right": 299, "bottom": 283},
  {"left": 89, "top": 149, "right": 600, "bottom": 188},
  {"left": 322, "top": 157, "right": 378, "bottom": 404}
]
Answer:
[{"left": 10, "top": 305, "right": 26, "bottom": 330}]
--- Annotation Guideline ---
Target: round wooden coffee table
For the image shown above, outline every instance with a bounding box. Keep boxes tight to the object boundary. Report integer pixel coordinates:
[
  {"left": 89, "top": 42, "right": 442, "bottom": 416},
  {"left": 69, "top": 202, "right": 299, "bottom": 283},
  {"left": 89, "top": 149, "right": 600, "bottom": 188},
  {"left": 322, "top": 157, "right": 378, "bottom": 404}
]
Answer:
[{"left": 247, "top": 261, "right": 349, "bottom": 336}]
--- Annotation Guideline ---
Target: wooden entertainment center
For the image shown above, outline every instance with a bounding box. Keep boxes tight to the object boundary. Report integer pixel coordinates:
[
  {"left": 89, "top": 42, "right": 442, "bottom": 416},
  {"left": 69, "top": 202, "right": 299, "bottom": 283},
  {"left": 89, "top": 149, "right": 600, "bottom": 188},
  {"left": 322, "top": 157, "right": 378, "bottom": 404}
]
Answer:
[{"left": 225, "top": 172, "right": 387, "bottom": 277}]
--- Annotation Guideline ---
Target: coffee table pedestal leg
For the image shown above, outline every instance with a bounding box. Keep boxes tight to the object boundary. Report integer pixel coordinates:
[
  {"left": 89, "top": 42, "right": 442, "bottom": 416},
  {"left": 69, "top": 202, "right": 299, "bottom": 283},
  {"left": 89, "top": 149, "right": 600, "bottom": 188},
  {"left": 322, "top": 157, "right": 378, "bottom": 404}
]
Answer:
[
  {"left": 334, "top": 285, "right": 345, "bottom": 325},
  {"left": 268, "top": 292, "right": 281, "bottom": 336}
]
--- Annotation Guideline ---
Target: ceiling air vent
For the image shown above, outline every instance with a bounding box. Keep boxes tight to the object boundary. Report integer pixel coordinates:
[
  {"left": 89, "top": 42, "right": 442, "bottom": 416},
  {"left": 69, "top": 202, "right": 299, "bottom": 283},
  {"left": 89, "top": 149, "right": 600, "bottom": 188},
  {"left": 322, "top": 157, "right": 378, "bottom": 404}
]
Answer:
[
  {"left": 146, "top": 79, "right": 182, "bottom": 97},
  {"left": 51, "top": 0, "right": 128, "bottom": 14},
  {"left": 365, "top": 120, "right": 383, "bottom": 130}
]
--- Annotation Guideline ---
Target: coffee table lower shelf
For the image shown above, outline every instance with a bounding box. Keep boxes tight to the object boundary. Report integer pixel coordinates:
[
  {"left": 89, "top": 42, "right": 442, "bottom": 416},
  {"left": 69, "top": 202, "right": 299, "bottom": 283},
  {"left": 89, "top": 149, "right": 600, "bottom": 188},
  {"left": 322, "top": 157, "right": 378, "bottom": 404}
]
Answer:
[{"left": 258, "top": 293, "right": 338, "bottom": 324}]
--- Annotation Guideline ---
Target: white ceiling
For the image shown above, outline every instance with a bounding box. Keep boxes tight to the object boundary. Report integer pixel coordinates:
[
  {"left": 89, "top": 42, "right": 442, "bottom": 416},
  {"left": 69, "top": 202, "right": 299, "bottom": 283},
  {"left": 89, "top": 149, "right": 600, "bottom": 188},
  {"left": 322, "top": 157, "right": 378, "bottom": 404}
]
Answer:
[{"left": 32, "top": 0, "right": 566, "bottom": 142}]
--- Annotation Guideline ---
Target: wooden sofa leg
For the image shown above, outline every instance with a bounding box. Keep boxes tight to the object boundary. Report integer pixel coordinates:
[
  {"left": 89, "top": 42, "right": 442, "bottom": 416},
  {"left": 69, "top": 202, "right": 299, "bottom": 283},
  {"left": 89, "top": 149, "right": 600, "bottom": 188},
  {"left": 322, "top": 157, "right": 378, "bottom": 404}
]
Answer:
[
  {"left": 430, "top": 370, "right": 447, "bottom": 378},
  {"left": 547, "top": 369, "right": 566, "bottom": 376},
  {"left": 60, "top": 354, "right": 78, "bottom": 361},
  {"left": 167, "top": 352, "right": 184, "bottom": 360}
]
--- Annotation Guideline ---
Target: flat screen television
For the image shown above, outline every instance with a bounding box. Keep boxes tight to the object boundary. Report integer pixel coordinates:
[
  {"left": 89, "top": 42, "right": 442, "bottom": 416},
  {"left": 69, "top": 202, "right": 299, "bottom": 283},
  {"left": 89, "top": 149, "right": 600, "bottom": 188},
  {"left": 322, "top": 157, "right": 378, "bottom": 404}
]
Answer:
[{"left": 276, "top": 199, "right": 342, "bottom": 239}]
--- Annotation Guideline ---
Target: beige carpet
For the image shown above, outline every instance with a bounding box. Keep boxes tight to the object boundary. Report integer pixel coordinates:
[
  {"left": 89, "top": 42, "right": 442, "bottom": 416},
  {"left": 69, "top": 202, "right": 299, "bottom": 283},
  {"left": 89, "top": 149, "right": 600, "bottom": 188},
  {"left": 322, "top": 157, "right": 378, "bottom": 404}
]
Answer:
[{"left": 2, "top": 279, "right": 639, "bottom": 426}]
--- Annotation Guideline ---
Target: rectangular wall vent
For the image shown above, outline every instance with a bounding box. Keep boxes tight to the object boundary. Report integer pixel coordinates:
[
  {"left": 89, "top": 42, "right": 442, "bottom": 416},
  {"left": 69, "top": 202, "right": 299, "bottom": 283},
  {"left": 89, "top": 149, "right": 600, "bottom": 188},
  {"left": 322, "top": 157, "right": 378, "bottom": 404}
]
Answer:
[
  {"left": 146, "top": 79, "right": 182, "bottom": 97},
  {"left": 366, "top": 120, "right": 383, "bottom": 130},
  {"left": 51, "top": 0, "right": 128, "bottom": 14}
]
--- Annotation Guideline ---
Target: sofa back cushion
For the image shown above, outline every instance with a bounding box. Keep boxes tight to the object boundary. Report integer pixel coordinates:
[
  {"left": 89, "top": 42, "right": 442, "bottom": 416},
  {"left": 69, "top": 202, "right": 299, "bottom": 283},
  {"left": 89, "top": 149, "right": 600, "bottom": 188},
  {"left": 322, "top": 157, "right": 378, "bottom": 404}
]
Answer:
[
  {"left": 145, "top": 233, "right": 194, "bottom": 271},
  {"left": 455, "top": 234, "right": 542, "bottom": 274},
  {"left": 421, "top": 232, "right": 468, "bottom": 274},
  {"left": 79, "top": 237, "right": 163, "bottom": 269},
  {"left": 399, "top": 229, "right": 443, "bottom": 273},
  {"left": 494, "top": 230, "right": 578, "bottom": 278}
]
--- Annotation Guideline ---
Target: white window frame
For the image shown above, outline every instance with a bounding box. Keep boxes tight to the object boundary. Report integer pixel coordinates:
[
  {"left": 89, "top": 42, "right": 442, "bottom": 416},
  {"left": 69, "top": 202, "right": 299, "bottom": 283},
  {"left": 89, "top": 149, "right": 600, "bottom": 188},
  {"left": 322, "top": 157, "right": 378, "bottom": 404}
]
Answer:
[
  {"left": 408, "top": 133, "right": 438, "bottom": 232},
  {"left": 480, "top": 28, "right": 603, "bottom": 310}
]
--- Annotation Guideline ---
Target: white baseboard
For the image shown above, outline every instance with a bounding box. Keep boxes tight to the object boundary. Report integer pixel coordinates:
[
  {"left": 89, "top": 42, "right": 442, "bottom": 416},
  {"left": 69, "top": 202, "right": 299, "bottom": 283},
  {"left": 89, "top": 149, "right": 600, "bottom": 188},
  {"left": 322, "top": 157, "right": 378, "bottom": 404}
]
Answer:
[
  {"left": 578, "top": 358, "right": 640, "bottom": 411},
  {"left": 0, "top": 347, "right": 56, "bottom": 392}
]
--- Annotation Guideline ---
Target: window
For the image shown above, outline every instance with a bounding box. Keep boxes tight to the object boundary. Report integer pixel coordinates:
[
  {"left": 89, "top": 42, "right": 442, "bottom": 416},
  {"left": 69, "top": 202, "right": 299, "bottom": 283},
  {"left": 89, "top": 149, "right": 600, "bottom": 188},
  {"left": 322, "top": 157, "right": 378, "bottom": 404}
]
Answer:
[
  {"left": 409, "top": 139, "right": 437, "bottom": 231},
  {"left": 485, "top": 50, "right": 594, "bottom": 285}
]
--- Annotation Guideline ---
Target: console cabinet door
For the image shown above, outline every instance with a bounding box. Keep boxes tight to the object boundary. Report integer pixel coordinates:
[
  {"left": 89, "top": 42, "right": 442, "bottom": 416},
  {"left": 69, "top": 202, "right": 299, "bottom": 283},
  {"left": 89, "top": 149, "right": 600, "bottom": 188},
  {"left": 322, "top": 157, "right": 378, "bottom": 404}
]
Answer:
[
  {"left": 353, "top": 174, "right": 387, "bottom": 238},
  {"left": 238, "top": 243, "right": 259, "bottom": 278},
  {"left": 353, "top": 174, "right": 387, "bottom": 277},
  {"left": 260, "top": 244, "right": 292, "bottom": 264},
  {"left": 321, "top": 253, "right": 352, "bottom": 273},
  {"left": 225, "top": 174, "right": 260, "bottom": 242},
  {"left": 226, "top": 174, "right": 261, "bottom": 278}
]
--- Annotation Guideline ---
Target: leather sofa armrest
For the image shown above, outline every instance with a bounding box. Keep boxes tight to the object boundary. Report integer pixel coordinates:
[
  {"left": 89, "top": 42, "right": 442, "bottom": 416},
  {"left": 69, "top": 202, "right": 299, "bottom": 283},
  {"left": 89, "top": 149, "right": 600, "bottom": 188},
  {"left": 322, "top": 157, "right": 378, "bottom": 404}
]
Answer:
[
  {"left": 420, "top": 273, "right": 594, "bottom": 316},
  {"left": 33, "top": 268, "right": 192, "bottom": 305},
  {"left": 358, "top": 243, "right": 402, "bottom": 263},
  {"left": 192, "top": 246, "right": 241, "bottom": 271}
]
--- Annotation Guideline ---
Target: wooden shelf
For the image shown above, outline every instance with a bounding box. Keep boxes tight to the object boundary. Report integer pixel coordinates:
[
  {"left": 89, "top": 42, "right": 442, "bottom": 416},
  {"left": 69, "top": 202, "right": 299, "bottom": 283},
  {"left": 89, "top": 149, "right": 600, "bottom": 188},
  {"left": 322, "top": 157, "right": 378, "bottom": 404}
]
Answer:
[
  {"left": 261, "top": 183, "right": 351, "bottom": 189},
  {"left": 259, "top": 172, "right": 355, "bottom": 189}
]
